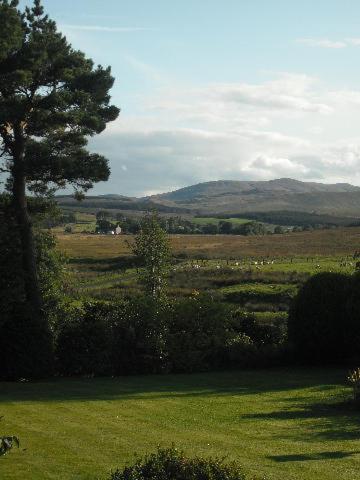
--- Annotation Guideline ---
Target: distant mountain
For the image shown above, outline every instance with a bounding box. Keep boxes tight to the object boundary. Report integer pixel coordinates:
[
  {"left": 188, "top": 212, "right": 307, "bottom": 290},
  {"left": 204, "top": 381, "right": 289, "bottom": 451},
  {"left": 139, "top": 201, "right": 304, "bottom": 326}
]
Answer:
[
  {"left": 145, "top": 178, "right": 360, "bottom": 216},
  {"left": 56, "top": 178, "right": 360, "bottom": 217}
]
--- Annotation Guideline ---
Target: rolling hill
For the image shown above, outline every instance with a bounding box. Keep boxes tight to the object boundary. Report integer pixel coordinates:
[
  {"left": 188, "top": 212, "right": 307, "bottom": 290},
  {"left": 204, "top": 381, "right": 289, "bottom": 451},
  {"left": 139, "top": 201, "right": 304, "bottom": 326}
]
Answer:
[
  {"left": 146, "top": 178, "right": 360, "bottom": 216},
  {"left": 56, "top": 178, "right": 360, "bottom": 218}
]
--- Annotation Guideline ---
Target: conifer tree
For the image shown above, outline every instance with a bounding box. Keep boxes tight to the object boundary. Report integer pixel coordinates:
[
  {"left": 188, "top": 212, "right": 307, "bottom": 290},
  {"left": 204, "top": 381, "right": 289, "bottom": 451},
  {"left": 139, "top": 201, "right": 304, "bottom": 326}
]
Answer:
[{"left": 0, "top": 0, "right": 119, "bottom": 316}]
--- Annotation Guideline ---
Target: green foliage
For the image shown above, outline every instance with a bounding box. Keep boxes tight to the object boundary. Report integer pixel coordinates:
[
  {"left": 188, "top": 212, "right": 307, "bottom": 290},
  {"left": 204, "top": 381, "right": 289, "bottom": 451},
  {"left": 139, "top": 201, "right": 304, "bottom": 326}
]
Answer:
[
  {"left": 231, "top": 310, "right": 287, "bottom": 347},
  {"left": 109, "top": 446, "right": 248, "bottom": 480},
  {"left": 55, "top": 297, "right": 169, "bottom": 376},
  {"left": 53, "top": 294, "right": 288, "bottom": 376},
  {"left": 110, "top": 296, "right": 169, "bottom": 375},
  {"left": 55, "top": 302, "right": 113, "bottom": 376},
  {"left": 0, "top": 196, "right": 68, "bottom": 379},
  {"left": 0, "top": 0, "right": 119, "bottom": 194},
  {"left": 132, "top": 212, "right": 171, "bottom": 298},
  {"left": 347, "top": 367, "right": 360, "bottom": 403},
  {"left": 96, "top": 218, "right": 116, "bottom": 233},
  {"left": 167, "top": 296, "right": 232, "bottom": 372},
  {"left": 232, "top": 221, "right": 267, "bottom": 236},
  {"left": 288, "top": 272, "right": 353, "bottom": 362}
]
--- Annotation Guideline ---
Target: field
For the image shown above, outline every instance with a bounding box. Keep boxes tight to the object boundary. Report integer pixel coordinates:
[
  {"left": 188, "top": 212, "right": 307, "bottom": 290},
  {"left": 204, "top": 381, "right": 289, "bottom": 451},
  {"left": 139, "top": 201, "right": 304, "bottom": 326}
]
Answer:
[
  {"left": 191, "top": 217, "right": 251, "bottom": 226},
  {"left": 1, "top": 369, "right": 359, "bottom": 480},
  {"left": 56, "top": 229, "right": 359, "bottom": 302},
  {"left": 57, "top": 228, "right": 360, "bottom": 259}
]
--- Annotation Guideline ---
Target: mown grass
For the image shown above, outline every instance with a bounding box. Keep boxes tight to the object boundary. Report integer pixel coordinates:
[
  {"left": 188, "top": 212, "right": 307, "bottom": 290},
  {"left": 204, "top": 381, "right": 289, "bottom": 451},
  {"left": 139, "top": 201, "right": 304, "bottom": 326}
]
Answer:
[{"left": 1, "top": 369, "right": 359, "bottom": 480}]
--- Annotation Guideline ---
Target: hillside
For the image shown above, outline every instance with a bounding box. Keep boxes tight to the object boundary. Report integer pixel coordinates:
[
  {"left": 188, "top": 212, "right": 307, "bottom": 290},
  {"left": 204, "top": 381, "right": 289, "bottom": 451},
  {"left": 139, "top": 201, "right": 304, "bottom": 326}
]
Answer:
[
  {"left": 146, "top": 178, "right": 360, "bottom": 216},
  {"left": 56, "top": 178, "right": 360, "bottom": 218}
]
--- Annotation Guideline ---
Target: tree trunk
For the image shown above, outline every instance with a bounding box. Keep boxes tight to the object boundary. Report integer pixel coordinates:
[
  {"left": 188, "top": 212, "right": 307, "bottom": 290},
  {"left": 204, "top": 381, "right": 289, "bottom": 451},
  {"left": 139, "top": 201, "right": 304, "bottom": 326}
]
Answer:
[{"left": 12, "top": 126, "right": 43, "bottom": 315}]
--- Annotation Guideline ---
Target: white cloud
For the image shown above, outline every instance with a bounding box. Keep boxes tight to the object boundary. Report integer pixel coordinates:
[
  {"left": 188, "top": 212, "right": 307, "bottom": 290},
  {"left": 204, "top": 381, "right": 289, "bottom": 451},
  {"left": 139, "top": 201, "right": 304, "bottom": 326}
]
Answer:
[
  {"left": 89, "top": 72, "right": 360, "bottom": 195},
  {"left": 297, "top": 38, "right": 360, "bottom": 49}
]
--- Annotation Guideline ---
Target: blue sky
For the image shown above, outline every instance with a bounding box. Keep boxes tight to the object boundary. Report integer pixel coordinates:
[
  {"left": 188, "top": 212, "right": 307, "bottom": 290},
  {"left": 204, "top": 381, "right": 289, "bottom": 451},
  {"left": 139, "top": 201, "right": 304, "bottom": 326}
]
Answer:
[{"left": 23, "top": 1, "right": 360, "bottom": 195}]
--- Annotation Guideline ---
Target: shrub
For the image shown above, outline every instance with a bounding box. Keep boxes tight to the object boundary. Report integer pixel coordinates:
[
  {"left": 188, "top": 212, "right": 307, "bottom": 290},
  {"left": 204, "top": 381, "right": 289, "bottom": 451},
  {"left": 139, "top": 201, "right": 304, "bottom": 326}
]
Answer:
[
  {"left": 110, "top": 296, "right": 169, "bottom": 375},
  {"left": 55, "top": 302, "right": 114, "bottom": 376},
  {"left": 109, "top": 446, "right": 249, "bottom": 480},
  {"left": 226, "top": 333, "right": 259, "bottom": 367},
  {"left": 167, "top": 297, "right": 232, "bottom": 372},
  {"left": 231, "top": 310, "right": 287, "bottom": 347},
  {"left": 348, "top": 368, "right": 360, "bottom": 403},
  {"left": 288, "top": 272, "right": 352, "bottom": 363},
  {"left": 344, "top": 272, "right": 360, "bottom": 360}
]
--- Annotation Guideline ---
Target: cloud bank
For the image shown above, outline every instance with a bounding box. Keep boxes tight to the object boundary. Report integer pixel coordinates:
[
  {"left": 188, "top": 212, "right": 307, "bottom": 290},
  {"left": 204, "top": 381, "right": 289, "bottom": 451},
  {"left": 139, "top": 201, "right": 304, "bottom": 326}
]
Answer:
[{"left": 89, "top": 72, "right": 360, "bottom": 196}]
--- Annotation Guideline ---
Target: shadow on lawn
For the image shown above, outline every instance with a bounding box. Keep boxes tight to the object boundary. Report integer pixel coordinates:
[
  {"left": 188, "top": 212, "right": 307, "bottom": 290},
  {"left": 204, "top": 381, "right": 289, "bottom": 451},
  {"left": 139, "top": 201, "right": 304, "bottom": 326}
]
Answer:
[
  {"left": 0, "top": 369, "right": 346, "bottom": 403},
  {"left": 242, "top": 401, "right": 360, "bottom": 441},
  {"left": 268, "top": 450, "right": 360, "bottom": 462}
]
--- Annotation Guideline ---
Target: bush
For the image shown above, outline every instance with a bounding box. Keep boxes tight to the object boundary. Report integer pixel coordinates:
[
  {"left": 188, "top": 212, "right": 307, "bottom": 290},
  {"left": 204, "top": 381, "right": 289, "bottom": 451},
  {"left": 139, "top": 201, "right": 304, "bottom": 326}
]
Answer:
[
  {"left": 55, "top": 302, "right": 114, "bottom": 376},
  {"left": 110, "top": 296, "right": 169, "bottom": 375},
  {"left": 109, "top": 446, "right": 249, "bottom": 480},
  {"left": 344, "top": 272, "right": 360, "bottom": 360},
  {"left": 231, "top": 310, "right": 287, "bottom": 347},
  {"left": 226, "top": 333, "right": 259, "bottom": 367},
  {"left": 288, "top": 272, "right": 352, "bottom": 363},
  {"left": 54, "top": 295, "right": 291, "bottom": 376},
  {"left": 167, "top": 297, "right": 232, "bottom": 372}
]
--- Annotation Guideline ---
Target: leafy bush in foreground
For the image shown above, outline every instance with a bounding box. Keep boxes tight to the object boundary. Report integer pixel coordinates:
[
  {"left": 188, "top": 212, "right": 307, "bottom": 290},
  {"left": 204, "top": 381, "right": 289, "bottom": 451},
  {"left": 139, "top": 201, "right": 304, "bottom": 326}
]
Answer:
[{"left": 109, "top": 446, "right": 250, "bottom": 480}]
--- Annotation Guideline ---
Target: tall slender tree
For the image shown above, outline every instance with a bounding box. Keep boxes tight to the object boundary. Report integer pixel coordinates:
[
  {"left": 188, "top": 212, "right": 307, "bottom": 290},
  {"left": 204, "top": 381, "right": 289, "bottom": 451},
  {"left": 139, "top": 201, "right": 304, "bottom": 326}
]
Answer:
[
  {"left": 132, "top": 212, "right": 171, "bottom": 299},
  {"left": 0, "top": 0, "right": 119, "bottom": 316}
]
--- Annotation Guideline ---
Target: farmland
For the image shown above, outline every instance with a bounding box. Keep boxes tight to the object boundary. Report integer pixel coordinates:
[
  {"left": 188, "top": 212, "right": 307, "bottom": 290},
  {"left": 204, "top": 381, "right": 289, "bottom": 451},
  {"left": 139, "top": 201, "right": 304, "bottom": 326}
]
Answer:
[
  {"left": 191, "top": 216, "right": 252, "bottom": 226},
  {"left": 57, "top": 227, "right": 360, "bottom": 259},
  {"left": 56, "top": 228, "right": 359, "bottom": 303}
]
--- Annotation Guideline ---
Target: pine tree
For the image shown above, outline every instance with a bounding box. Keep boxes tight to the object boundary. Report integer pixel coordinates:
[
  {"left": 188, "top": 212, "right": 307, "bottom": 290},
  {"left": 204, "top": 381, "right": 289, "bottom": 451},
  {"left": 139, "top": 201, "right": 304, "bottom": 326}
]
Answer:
[{"left": 0, "top": 0, "right": 119, "bottom": 316}]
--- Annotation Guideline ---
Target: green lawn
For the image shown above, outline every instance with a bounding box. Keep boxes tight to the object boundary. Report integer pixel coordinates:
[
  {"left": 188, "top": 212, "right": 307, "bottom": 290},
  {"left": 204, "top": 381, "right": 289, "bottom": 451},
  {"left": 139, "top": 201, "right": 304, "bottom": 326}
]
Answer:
[{"left": 1, "top": 369, "right": 360, "bottom": 480}]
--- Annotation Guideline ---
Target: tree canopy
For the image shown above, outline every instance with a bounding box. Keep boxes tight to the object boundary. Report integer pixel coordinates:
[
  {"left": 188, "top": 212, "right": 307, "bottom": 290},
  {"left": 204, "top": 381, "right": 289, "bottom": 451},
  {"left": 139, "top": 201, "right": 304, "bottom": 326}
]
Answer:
[{"left": 0, "top": 0, "right": 119, "bottom": 195}]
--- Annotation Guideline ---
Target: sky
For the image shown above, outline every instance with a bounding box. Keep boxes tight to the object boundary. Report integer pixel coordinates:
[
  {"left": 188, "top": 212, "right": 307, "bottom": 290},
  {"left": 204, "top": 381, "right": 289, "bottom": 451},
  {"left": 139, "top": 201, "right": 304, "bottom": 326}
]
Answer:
[{"left": 21, "top": 1, "right": 360, "bottom": 195}]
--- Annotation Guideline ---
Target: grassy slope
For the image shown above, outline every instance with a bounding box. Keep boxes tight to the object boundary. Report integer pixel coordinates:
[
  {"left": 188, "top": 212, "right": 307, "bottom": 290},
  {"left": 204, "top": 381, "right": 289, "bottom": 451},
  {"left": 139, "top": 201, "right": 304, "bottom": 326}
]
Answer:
[{"left": 1, "top": 369, "right": 359, "bottom": 480}]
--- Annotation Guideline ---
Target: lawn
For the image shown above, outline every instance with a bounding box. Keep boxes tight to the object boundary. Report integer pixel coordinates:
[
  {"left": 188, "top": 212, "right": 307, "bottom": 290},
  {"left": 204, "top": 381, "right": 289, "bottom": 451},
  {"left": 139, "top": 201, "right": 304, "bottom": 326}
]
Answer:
[{"left": 1, "top": 369, "right": 360, "bottom": 480}]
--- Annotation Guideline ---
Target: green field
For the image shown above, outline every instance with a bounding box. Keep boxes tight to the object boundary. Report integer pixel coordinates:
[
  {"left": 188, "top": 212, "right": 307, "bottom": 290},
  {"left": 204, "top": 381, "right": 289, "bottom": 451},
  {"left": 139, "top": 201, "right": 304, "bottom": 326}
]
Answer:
[
  {"left": 1, "top": 369, "right": 359, "bottom": 480},
  {"left": 191, "top": 217, "right": 251, "bottom": 226},
  {"left": 54, "top": 229, "right": 358, "bottom": 303}
]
